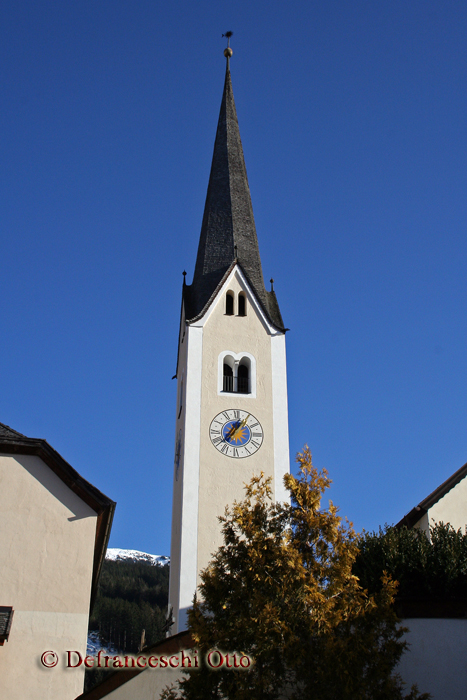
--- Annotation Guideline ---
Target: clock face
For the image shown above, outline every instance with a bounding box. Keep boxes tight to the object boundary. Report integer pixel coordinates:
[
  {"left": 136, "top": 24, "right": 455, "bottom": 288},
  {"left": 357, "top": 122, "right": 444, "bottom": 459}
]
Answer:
[{"left": 209, "top": 409, "right": 264, "bottom": 458}]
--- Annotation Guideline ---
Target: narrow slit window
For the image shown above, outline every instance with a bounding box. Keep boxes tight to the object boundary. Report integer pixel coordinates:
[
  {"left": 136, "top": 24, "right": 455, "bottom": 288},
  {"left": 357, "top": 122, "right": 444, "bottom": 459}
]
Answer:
[
  {"left": 238, "top": 293, "right": 246, "bottom": 316},
  {"left": 226, "top": 292, "right": 234, "bottom": 316}
]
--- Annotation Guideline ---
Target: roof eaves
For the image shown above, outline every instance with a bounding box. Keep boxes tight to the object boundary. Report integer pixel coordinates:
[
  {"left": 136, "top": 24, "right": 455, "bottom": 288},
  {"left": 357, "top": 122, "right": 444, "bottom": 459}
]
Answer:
[
  {"left": 186, "top": 260, "right": 286, "bottom": 333},
  {"left": 174, "top": 285, "right": 187, "bottom": 380},
  {"left": 74, "top": 630, "right": 193, "bottom": 699},
  {"left": 186, "top": 260, "right": 237, "bottom": 325},
  {"left": 396, "top": 460, "right": 467, "bottom": 529}
]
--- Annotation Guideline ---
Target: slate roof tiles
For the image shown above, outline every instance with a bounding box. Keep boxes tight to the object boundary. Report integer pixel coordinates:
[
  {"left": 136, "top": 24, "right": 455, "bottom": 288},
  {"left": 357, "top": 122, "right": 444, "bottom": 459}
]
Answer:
[{"left": 185, "top": 60, "right": 285, "bottom": 331}]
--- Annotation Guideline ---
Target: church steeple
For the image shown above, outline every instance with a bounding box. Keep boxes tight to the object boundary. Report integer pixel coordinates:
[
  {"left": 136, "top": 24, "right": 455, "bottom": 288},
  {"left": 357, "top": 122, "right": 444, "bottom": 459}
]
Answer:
[
  {"left": 169, "top": 46, "right": 290, "bottom": 634},
  {"left": 185, "top": 53, "right": 284, "bottom": 330}
]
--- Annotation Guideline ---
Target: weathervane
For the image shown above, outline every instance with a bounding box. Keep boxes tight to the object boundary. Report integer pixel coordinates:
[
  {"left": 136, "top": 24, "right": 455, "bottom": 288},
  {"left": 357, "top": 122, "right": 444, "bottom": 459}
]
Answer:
[{"left": 222, "top": 30, "right": 233, "bottom": 59}]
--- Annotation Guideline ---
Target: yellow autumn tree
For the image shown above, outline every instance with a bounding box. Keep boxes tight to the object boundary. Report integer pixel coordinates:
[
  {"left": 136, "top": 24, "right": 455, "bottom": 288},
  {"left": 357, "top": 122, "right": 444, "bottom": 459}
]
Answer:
[{"left": 163, "top": 448, "right": 429, "bottom": 700}]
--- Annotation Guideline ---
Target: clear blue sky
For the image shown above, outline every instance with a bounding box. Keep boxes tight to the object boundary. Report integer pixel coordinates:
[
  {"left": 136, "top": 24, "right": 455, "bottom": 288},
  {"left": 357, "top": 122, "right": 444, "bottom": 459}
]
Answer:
[{"left": 2, "top": 1, "right": 467, "bottom": 555}]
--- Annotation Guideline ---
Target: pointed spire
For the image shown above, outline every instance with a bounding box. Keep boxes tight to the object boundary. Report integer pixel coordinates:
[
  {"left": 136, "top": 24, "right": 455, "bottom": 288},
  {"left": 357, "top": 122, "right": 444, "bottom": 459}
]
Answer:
[{"left": 186, "top": 50, "right": 283, "bottom": 329}]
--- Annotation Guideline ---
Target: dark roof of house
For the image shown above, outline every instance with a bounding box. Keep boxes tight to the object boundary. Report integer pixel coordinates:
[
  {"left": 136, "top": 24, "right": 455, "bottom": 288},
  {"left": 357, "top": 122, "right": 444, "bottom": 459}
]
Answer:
[
  {"left": 74, "top": 630, "right": 193, "bottom": 700},
  {"left": 184, "top": 58, "right": 285, "bottom": 331},
  {"left": 396, "top": 460, "right": 467, "bottom": 529},
  {"left": 0, "top": 423, "right": 25, "bottom": 438},
  {"left": 0, "top": 423, "right": 115, "bottom": 610}
]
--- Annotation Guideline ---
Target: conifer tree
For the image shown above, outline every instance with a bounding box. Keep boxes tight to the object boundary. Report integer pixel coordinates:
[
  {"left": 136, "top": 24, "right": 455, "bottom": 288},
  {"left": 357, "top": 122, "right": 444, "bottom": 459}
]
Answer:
[{"left": 163, "top": 448, "right": 430, "bottom": 700}]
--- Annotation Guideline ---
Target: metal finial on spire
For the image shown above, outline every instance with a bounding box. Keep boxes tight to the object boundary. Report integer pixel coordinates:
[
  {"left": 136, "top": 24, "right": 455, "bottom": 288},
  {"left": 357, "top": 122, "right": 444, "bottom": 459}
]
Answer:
[
  {"left": 270, "top": 278, "right": 274, "bottom": 291},
  {"left": 222, "top": 31, "right": 233, "bottom": 59}
]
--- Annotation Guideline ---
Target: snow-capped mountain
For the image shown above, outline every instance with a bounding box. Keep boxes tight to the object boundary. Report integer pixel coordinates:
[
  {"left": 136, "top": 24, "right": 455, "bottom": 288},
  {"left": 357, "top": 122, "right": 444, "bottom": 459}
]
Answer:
[
  {"left": 105, "top": 548, "right": 170, "bottom": 566},
  {"left": 87, "top": 630, "right": 119, "bottom": 656}
]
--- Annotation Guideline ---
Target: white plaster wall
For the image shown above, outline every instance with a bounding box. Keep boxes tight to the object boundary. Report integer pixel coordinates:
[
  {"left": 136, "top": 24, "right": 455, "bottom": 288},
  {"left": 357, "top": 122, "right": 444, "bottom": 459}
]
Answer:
[
  {"left": 427, "top": 475, "right": 467, "bottom": 533},
  {"left": 0, "top": 454, "right": 97, "bottom": 699},
  {"left": 169, "top": 302, "right": 190, "bottom": 632},
  {"left": 397, "top": 618, "right": 467, "bottom": 699},
  {"left": 177, "top": 324, "right": 203, "bottom": 631},
  {"left": 98, "top": 667, "right": 186, "bottom": 700},
  {"left": 196, "top": 271, "right": 286, "bottom": 588},
  {"left": 413, "top": 511, "right": 429, "bottom": 534},
  {"left": 271, "top": 332, "right": 290, "bottom": 504},
  {"left": 169, "top": 267, "right": 290, "bottom": 633}
]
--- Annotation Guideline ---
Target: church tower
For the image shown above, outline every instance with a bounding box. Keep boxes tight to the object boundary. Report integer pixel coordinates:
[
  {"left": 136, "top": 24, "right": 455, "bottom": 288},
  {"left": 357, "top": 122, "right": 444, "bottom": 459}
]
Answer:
[{"left": 169, "top": 48, "right": 290, "bottom": 633}]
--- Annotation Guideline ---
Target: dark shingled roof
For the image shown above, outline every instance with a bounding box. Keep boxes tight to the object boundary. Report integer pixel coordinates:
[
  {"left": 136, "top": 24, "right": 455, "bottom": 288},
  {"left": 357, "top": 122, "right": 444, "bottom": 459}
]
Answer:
[
  {"left": 184, "top": 60, "right": 285, "bottom": 331},
  {"left": 0, "top": 423, "right": 25, "bottom": 439},
  {"left": 75, "top": 630, "right": 193, "bottom": 700}
]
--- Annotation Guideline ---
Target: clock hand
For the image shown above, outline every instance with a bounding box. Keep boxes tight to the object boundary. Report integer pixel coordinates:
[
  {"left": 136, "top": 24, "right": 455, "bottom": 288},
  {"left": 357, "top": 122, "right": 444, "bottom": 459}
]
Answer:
[
  {"left": 225, "top": 423, "right": 236, "bottom": 440},
  {"left": 228, "top": 414, "right": 251, "bottom": 442},
  {"left": 239, "top": 413, "right": 250, "bottom": 428}
]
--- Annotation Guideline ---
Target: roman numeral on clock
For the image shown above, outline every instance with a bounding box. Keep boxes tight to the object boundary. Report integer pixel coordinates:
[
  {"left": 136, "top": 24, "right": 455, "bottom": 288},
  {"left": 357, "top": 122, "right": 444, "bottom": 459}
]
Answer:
[{"left": 210, "top": 411, "right": 263, "bottom": 458}]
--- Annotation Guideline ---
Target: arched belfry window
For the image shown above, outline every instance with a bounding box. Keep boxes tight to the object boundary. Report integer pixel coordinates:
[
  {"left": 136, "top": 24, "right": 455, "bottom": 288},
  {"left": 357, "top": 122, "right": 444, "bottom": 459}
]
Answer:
[
  {"left": 238, "top": 293, "right": 246, "bottom": 317},
  {"left": 218, "top": 352, "right": 256, "bottom": 397},
  {"left": 237, "top": 360, "right": 249, "bottom": 394},
  {"left": 223, "top": 360, "right": 234, "bottom": 393},
  {"left": 226, "top": 292, "right": 234, "bottom": 316}
]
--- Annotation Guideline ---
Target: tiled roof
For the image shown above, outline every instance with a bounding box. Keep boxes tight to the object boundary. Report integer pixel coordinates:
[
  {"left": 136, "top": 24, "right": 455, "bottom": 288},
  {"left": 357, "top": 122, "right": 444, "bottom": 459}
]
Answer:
[{"left": 186, "top": 60, "right": 285, "bottom": 331}]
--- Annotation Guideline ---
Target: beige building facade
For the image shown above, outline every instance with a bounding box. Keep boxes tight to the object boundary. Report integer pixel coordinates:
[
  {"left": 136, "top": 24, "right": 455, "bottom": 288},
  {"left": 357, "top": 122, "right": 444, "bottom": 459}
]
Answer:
[{"left": 0, "top": 423, "right": 114, "bottom": 700}]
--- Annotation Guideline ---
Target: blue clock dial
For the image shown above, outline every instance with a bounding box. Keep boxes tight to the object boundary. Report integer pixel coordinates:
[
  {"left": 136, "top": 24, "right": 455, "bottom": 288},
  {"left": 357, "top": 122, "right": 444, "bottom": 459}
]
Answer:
[
  {"left": 222, "top": 420, "right": 251, "bottom": 446},
  {"left": 210, "top": 410, "right": 263, "bottom": 458}
]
